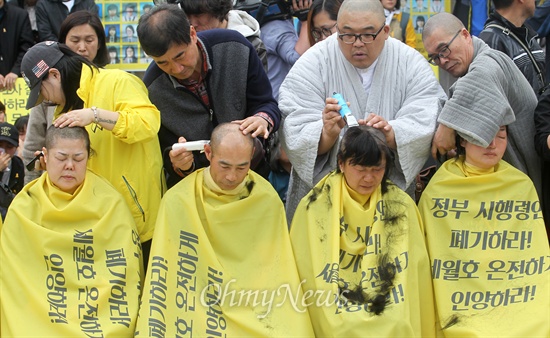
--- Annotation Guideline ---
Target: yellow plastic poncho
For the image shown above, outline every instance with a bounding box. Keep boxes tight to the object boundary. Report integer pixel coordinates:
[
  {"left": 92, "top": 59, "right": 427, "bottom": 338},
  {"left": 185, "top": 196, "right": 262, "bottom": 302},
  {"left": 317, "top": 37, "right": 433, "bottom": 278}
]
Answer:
[
  {"left": 0, "top": 170, "right": 143, "bottom": 337},
  {"left": 290, "top": 171, "right": 436, "bottom": 337},
  {"left": 135, "top": 168, "right": 314, "bottom": 337},
  {"left": 54, "top": 66, "right": 164, "bottom": 242},
  {"left": 418, "top": 158, "right": 550, "bottom": 337}
]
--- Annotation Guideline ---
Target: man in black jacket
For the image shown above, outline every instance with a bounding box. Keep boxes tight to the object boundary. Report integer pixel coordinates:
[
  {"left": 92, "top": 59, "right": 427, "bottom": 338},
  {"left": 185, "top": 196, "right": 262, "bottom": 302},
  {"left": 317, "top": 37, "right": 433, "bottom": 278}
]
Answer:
[
  {"left": 0, "top": 0, "right": 34, "bottom": 91},
  {"left": 35, "top": 0, "right": 96, "bottom": 41},
  {"left": 138, "top": 4, "right": 280, "bottom": 189},
  {"left": 479, "top": 0, "right": 546, "bottom": 97}
]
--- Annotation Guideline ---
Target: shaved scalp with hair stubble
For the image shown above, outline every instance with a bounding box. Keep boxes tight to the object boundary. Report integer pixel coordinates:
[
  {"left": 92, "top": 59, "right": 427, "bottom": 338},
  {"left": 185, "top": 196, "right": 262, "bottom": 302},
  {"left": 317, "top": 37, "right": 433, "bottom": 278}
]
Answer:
[
  {"left": 338, "top": 0, "right": 385, "bottom": 23},
  {"left": 210, "top": 123, "right": 254, "bottom": 156},
  {"left": 45, "top": 125, "right": 91, "bottom": 154},
  {"left": 423, "top": 12, "right": 464, "bottom": 40}
]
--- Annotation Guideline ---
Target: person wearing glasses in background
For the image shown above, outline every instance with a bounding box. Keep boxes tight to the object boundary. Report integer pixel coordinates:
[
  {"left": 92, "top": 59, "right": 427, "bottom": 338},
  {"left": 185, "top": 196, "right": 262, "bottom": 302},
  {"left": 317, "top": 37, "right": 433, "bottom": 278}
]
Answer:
[
  {"left": 422, "top": 13, "right": 542, "bottom": 205},
  {"left": 306, "top": 0, "right": 342, "bottom": 46},
  {"left": 279, "top": 0, "right": 446, "bottom": 222}
]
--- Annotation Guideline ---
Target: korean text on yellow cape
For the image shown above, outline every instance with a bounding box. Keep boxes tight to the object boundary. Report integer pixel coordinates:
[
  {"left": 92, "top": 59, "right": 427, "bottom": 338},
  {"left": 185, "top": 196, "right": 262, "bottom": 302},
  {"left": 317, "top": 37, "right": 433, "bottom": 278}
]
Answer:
[
  {"left": 418, "top": 159, "right": 550, "bottom": 337},
  {"left": 0, "top": 170, "right": 143, "bottom": 336},
  {"left": 290, "top": 171, "right": 436, "bottom": 337},
  {"left": 135, "top": 168, "right": 314, "bottom": 337}
]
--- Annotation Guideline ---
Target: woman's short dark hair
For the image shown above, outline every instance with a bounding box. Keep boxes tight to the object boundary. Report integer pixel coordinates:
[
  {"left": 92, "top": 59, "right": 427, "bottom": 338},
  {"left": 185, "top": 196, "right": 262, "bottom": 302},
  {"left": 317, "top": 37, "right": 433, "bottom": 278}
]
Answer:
[
  {"left": 58, "top": 11, "right": 110, "bottom": 67},
  {"left": 176, "top": 0, "right": 232, "bottom": 22},
  {"left": 138, "top": 4, "right": 192, "bottom": 57},
  {"left": 45, "top": 125, "right": 91, "bottom": 156},
  {"left": 306, "top": 0, "right": 342, "bottom": 45},
  {"left": 454, "top": 126, "right": 508, "bottom": 158},
  {"left": 45, "top": 44, "right": 96, "bottom": 114},
  {"left": 14, "top": 115, "right": 29, "bottom": 133},
  {"left": 337, "top": 126, "right": 394, "bottom": 193}
]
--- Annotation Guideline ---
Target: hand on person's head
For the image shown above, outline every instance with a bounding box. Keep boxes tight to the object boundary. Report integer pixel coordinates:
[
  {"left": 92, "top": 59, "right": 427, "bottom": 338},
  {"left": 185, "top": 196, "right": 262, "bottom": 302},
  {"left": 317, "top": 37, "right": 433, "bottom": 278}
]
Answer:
[
  {"left": 53, "top": 109, "right": 94, "bottom": 128},
  {"left": 232, "top": 116, "right": 270, "bottom": 139},
  {"left": 363, "top": 113, "right": 396, "bottom": 149},
  {"left": 170, "top": 136, "right": 194, "bottom": 172}
]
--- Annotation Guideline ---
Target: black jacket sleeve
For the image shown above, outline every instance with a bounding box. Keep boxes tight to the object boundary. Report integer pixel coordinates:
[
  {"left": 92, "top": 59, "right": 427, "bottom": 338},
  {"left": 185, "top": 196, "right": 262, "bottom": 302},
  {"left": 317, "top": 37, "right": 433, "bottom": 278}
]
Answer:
[{"left": 534, "top": 90, "right": 550, "bottom": 161}]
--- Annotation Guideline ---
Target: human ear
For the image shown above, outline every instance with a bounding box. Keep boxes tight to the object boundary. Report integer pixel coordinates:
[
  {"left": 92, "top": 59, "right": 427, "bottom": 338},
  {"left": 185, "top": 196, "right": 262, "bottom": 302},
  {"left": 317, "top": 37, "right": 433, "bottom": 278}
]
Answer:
[{"left": 204, "top": 144, "right": 212, "bottom": 162}]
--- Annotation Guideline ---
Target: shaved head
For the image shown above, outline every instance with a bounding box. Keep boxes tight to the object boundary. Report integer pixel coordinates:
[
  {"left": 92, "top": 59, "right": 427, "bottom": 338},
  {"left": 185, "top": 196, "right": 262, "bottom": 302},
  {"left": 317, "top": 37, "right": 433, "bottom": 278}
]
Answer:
[
  {"left": 206, "top": 123, "right": 255, "bottom": 190},
  {"left": 338, "top": 0, "right": 385, "bottom": 23},
  {"left": 210, "top": 123, "right": 254, "bottom": 156},
  {"left": 423, "top": 12, "right": 464, "bottom": 40}
]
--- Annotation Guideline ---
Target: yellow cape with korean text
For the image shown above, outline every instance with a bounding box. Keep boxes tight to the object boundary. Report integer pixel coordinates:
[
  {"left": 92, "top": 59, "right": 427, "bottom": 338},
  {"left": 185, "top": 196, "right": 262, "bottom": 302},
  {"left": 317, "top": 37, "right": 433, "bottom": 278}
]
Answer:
[
  {"left": 0, "top": 170, "right": 143, "bottom": 337},
  {"left": 418, "top": 158, "right": 550, "bottom": 337},
  {"left": 290, "top": 171, "right": 436, "bottom": 337},
  {"left": 135, "top": 168, "right": 314, "bottom": 337}
]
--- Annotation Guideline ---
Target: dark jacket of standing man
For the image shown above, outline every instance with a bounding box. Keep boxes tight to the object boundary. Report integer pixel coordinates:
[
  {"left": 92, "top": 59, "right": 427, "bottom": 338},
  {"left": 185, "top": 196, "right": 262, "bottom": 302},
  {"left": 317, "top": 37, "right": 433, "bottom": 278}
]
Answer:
[
  {"left": 138, "top": 4, "right": 280, "bottom": 189},
  {"left": 479, "top": 0, "right": 546, "bottom": 97},
  {"left": 0, "top": 0, "right": 34, "bottom": 89},
  {"left": 35, "top": 0, "right": 97, "bottom": 41}
]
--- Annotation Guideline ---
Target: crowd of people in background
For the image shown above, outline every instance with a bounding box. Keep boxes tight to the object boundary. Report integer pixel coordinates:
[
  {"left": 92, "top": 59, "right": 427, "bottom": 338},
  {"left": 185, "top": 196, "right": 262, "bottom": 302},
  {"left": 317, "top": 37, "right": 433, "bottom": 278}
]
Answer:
[{"left": 0, "top": 0, "right": 549, "bottom": 335}]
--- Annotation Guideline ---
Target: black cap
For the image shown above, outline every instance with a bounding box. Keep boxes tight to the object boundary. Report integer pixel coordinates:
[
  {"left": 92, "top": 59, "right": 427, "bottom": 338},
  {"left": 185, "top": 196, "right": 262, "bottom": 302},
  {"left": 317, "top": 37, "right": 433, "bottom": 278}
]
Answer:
[
  {"left": 0, "top": 123, "right": 19, "bottom": 147},
  {"left": 21, "top": 41, "right": 64, "bottom": 110}
]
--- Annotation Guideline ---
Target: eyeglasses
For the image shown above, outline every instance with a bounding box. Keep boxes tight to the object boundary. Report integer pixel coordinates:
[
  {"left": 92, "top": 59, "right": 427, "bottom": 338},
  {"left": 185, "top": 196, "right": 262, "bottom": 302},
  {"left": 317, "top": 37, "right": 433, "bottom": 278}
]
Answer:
[
  {"left": 311, "top": 23, "right": 337, "bottom": 41},
  {"left": 337, "top": 24, "right": 385, "bottom": 44},
  {"left": 427, "top": 30, "right": 462, "bottom": 65}
]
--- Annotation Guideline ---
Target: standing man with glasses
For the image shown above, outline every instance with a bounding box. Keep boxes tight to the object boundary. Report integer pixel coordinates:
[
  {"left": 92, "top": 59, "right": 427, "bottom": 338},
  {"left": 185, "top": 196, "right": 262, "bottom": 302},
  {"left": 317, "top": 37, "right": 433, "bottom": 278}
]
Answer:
[
  {"left": 279, "top": 0, "right": 446, "bottom": 222},
  {"left": 423, "top": 13, "right": 542, "bottom": 198}
]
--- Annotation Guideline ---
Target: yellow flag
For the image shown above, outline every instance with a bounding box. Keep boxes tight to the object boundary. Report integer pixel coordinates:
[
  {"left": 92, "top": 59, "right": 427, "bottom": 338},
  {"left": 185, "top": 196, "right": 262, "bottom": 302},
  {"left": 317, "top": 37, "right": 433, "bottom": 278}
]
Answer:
[
  {"left": 418, "top": 159, "right": 550, "bottom": 337},
  {"left": 135, "top": 169, "right": 314, "bottom": 337},
  {"left": 290, "top": 171, "right": 437, "bottom": 336},
  {"left": 0, "top": 170, "right": 143, "bottom": 336}
]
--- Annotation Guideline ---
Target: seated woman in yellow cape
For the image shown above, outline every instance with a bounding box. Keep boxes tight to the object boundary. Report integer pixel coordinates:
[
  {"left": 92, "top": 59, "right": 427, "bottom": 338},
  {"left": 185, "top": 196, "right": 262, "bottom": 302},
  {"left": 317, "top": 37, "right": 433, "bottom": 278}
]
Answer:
[
  {"left": 0, "top": 126, "right": 143, "bottom": 337},
  {"left": 290, "top": 125, "right": 437, "bottom": 337},
  {"left": 418, "top": 126, "right": 550, "bottom": 337}
]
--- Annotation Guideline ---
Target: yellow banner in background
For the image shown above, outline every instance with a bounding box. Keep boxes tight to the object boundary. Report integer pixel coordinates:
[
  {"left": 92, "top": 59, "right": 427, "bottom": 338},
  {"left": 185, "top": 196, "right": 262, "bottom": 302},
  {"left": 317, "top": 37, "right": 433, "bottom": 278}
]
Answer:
[{"left": 0, "top": 78, "right": 30, "bottom": 122}]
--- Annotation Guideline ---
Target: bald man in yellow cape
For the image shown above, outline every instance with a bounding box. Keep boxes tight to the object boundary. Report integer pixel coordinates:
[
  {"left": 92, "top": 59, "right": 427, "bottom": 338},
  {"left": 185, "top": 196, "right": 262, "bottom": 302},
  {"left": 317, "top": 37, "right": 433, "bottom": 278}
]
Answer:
[
  {"left": 135, "top": 123, "right": 314, "bottom": 337},
  {"left": 290, "top": 171, "right": 437, "bottom": 337},
  {"left": 0, "top": 170, "right": 143, "bottom": 336},
  {"left": 418, "top": 158, "right": 550, "bottom": 337}
]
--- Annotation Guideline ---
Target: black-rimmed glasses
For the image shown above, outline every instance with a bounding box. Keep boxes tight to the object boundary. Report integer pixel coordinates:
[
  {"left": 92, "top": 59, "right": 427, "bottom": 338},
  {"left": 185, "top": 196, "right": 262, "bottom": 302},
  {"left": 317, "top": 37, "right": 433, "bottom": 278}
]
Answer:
[
  {"left": 337, "top": 24, "right": 385, "bottom": 44},
  {"left": 427, "top": 30, "right": 461, "bottom": 65},
  {"left": 311, "top": 23, "right": 337, "bottom": 41}
]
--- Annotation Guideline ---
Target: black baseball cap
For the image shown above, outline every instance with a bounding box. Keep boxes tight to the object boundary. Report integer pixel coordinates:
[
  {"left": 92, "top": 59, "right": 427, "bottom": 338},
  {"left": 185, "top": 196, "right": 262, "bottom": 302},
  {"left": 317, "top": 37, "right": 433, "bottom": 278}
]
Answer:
[
  {"left": 21, "top": 41, "right": 64, "bottom": 110},
  {"left": 0, "top": 123, "right": 19, "bottom": 147}
]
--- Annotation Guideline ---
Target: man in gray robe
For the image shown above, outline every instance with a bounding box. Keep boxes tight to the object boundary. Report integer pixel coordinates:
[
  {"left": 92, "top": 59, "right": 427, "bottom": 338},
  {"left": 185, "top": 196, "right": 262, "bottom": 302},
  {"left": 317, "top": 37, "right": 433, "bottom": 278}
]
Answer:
[
  {"left": 423, "top": 13, "right": 541, "bottom": 198},
  {"left": 279, "top": 0, "right": 446, "bottom": 222}
]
